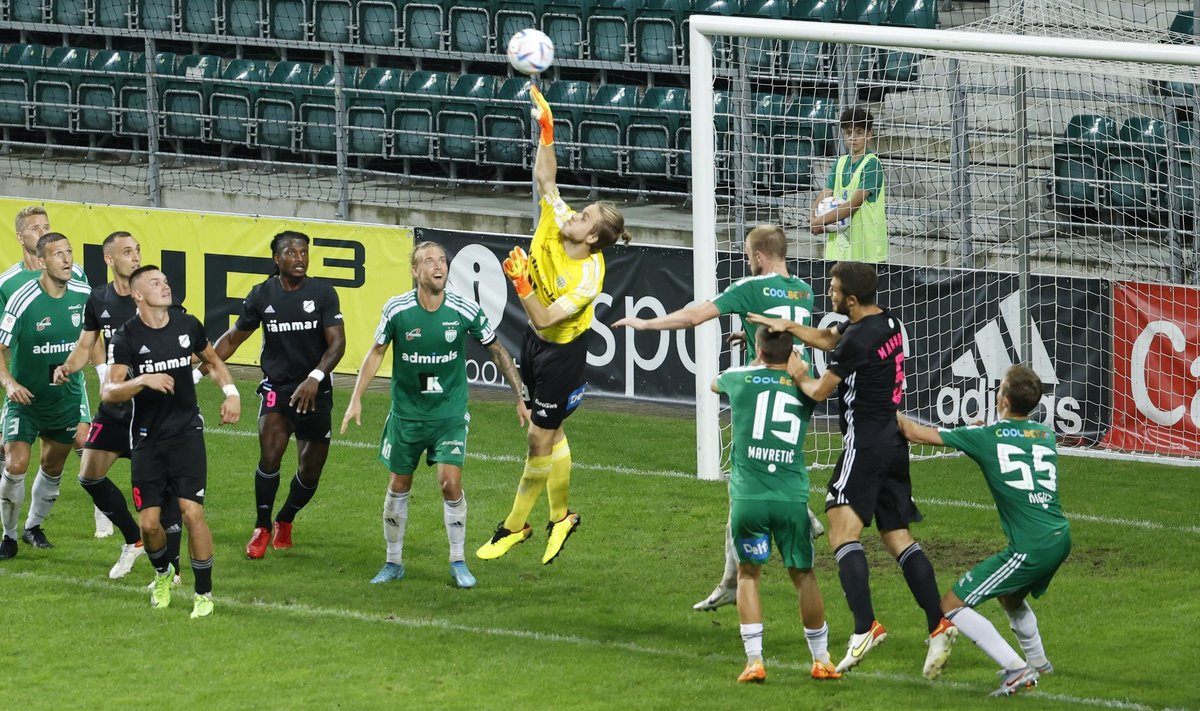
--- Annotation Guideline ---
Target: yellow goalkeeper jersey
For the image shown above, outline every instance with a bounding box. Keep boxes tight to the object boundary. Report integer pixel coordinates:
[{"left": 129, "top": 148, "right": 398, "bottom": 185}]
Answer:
[{"left": 528, "top": 192, "right": 606, "bottom": 344}]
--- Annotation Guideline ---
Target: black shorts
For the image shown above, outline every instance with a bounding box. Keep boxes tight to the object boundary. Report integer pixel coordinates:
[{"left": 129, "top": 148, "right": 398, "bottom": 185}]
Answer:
[
  {"left": 130, "top": 430, "right": 207, "bottom": 511},
  {"left": 520, "top": 326, "right": 590, "bottom": 430},
  {"left": 257, "top": 379, "right": 333, "bottom": 444},
  {"left": 825, "top": 444, "right": 922, "bottom": 530},
  {"left": 82, "top": 408, "right": 133, "bottom": 459}
]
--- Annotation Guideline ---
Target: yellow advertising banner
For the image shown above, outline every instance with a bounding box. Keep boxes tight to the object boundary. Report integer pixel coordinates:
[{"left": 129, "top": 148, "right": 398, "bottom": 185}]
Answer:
[{"left": 0, "top": 197, "right": 414, "bottom": 375}]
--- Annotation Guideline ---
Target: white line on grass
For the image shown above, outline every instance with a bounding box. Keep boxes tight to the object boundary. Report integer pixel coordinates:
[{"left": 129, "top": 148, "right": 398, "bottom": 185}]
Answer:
[
  {"left": 0, "top": 568, "right": 1172, "bottom": 711},
  {"left": 203, "top": 429, "right": 1198, "bottom": 533}
]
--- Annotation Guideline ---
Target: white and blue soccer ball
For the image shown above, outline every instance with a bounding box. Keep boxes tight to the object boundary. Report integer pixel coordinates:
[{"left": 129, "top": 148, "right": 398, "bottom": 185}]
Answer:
[
  {"left": 507, "top": 29, "right": 555, "bottom": 75},
  {"left": 816, "top": 196, "right": 851, "bottom": 233}
]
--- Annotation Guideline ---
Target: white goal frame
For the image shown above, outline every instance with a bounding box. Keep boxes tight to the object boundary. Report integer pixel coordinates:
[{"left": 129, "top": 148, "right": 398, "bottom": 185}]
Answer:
[{"left": 688, "top": 16, "right": 1200, "bottom": 481}]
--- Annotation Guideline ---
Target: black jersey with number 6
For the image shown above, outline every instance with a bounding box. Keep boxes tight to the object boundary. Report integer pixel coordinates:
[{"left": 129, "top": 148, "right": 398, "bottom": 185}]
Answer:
[
  {"left": 827, "top": 309, "right": 906, "bottom": 448},
  {"left": 234, "top": 276, "right": 342, "bottom": 391},
  {"left": 109, "top": 312, "right": 208, "bottom": 448}
]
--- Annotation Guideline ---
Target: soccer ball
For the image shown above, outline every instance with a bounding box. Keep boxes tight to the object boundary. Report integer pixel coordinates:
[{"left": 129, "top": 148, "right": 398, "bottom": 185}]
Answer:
[
  {"left": 507, "top": 28, "right": 555, "bottom": 75},
  {"left": 815, "top": 196, "right": 851, "bottom": 233}
]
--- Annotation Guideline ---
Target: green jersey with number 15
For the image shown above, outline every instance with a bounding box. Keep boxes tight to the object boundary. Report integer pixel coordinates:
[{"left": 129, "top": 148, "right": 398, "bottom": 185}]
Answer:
[
  {"left": 939, "top": 419, "right": 1070, "bottom": 551},
  {"left": 717, "top": 365, "right": 814, "bottom": 502},
  {"left": 711, "top": 274, "right": 814, "bottom": 366}
]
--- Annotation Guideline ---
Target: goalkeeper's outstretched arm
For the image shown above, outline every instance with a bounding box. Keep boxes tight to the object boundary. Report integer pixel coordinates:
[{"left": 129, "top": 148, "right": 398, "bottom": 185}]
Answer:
[{"left": 531, "top": 85, "right": 558, "bottom": 199}]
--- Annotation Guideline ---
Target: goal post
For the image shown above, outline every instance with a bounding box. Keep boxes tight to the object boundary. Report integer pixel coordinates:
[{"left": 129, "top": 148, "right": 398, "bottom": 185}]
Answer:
[{"left": 688, "top": 4, "right": 1200, "bottom": 481}]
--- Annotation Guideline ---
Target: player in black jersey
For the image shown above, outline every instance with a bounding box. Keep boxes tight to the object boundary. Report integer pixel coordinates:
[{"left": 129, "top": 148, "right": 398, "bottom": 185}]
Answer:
[
  {"left": 748, "top": 261, "right": 949, "bottom": 675},
  {"left": 103, "top": 265, "right": 241, "bottom": 618},
  {"left": 54, "top": 232, "right": 185, "bottom": 582},
  {"left": 211, "top": 232, "right": 345, "bottom": 559}
]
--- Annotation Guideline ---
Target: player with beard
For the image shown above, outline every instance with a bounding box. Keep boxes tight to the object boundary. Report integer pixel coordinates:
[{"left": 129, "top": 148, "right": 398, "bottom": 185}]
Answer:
[
  {"left": 103, "top": 265, "right": 240, "bottom": 618},
  {"left": 55, "top": 232, "right": 186, "bottom": 582},
  {"left": 341, "top": 241, "right": 526, "bottom": 588},
  {"left": 748, "top": 261, "right": 949, "bottom": 675},
  {"left": 211, "top": 232, "right": 346, "bottom": 559}
]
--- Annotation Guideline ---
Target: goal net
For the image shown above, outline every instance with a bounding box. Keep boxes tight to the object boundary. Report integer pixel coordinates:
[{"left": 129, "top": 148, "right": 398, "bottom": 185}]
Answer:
[{"left": 690, "top": 0, "right": 1200, "bottom": 481}]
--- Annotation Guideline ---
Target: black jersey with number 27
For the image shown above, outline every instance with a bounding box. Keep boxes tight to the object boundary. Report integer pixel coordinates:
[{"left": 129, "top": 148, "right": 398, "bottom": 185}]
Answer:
[
  {"left": 234, "top": 276, "right": 342, "bottom": 390},
  {"left": 109, "top": 312, "right": 208, "bottom": 448},
  {"left": 827, "top": 309, "right": 906, "bottom": 448}
]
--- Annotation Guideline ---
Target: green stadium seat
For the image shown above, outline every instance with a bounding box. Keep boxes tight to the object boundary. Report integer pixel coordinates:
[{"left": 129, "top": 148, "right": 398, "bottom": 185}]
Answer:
[
  {"left": 33, "top": 46, "right": 87, "bottom": 131},
  {"left": 257, "top": 60, "right": 312, "bottom": 150},
  {"left": 542, "top": 1, "right": 587, "bottom": 61},
  {"left": 53, "top": 0, "right": 90, "bottom": 25},
  {"left": 878, "top": 50, "right": 922, "bottom": 83},
  {"left": 448, "top": 0, "right": 490, "bottom": 54},
  {"left": 162, "top": 54, "right": 221, "bottom": 140},
  {"left": 225, "top": 0, "right": 265, "bottom": 38},
  {"left": 792, "top": 93, "right": 837, "bottom": 156},
  {"left": 118, "top": 52, "right": 176, "bottom": 137},
  {"left": 587, "top": 0, "right": 629, "bottom": 63},
  {"left": 209, "top": 58, "right": 268, "bottom": 145},
  {"left": 579, "top": 83, "right": 638, "bottom": 173},
  {"left": 633, "top": 0, "right": 684, "bottom": 65},
  {"left": 1053, "top": 156, "right": 1098, "bottom": 211},
  {"left": 312, "top": 0, "right": 352, "bottom": 42},
  {"left": 773, "top": 134, "right": 813, "bottom": 191},
  {"left": 495, "top": 1, "right": 542, "bottom": 54},
  {"left": 887, "top": 0, "right": 936, "bottom": 29},
  {"left": 483, "top": 76, "right": 532, "bottom": 167},
  {"left": 626, "top": 86, "right": 687, "bottom": 178},
  {"left": 96, "top": 0, "right": 132, "bottom": 28},
  {"left": 138, "top": 0, "right": 179, "bottom": 31},
  {"left": 402, "top": 2, "right": 444, "bottom": 51},
  {"left": 791, "top": 0, "right": 836, "bottom": 22},
  {"left": 1176, "top": 120, "right": 1197, "bottom": 162},
  {"left": 1168, "top": 10, "right": 1195, "bottom": 41},
  {"left": 0, "top": 44, "right": 45, "bottom": 128},
  {"left": 1103, "top": 157, "right": 1153, "bottom": 214},
  {"left": 740, "top": 0, "right": 787, "bottom": 74},
  {"left": 437, "top": 74, "right": 497, "bottom": 162},
  {"left": 78, "top": 49, "right": 132, "bottom": 133},
  {"left": 390, "top": 70, "right": 449, "bottom": 158},
  {"left": 543, "top": 79, "right": 591, "bottom": 168},
  {"left": 1056, "top": 114, "right": 1117, "bottom": 162},
  {"left": 348, "top": 66, "right": 402, "bottom": 156},
  {"left": 358, "top": 0, "right": 400, "bottom": 47},
  {"left": 9, "top": 0, "right": 47, "bottom": 22},
  {"left": 268, "top": 0, "right": 307, "bottom": 40},
  {"left": 683, "top": 0, "right": 741, "bottom": 67},
  {"left": 1177, "top": 160, "right": 1196, "bottom": 211},
  {"left": 182, "top": 0, "right": 221, "bottom": 34},
  {"left": 840, "top": 0, "right": 886, "bottom": 25},
  {"left": 300, "top": 64, "right": 356, "bottom": 153}
]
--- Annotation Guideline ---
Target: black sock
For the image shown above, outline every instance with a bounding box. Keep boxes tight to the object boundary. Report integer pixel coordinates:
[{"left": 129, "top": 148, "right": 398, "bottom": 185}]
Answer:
[
  {"left": 191, "top": 556, "right": 213, "bottom": 596},
  {"left": 79, "top": 476, "right": 140, "bottom": 544},
  {"left": 897, "top": 542, "right": 944, "bottom": 633},
  {"left": 254, "top": 467, "right": 281, "bottom": 529},
  {"left": 275, "top": 474, "right": 319, "bottom": 524},
  {"left": 147, "top": 544, "right": 172, "bottom": 575},
  {"left": 836, "top": 541, "right": 876, "bottom": 634},
  {"left": 160, "top": 498, "right": 184, "bottom": 573}
]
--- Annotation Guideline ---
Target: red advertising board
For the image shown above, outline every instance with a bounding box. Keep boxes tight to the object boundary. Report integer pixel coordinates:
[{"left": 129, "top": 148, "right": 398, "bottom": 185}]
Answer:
[{"left": 1105, "top": 281, "right": 1200, "bottom": 455}]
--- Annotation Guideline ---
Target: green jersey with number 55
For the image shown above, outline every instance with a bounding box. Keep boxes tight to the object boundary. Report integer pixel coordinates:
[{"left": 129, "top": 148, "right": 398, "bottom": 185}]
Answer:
[
  {"left": 717, "top": 365, "right": 814, "bottom": 502},
  {"left": 711, "top": 274, "right": 814, "bottom": 366},
  {"left": 374, "top": 289, "right": 495, "bottom": 420},
  {"left": 939, "top": 419, "right": 1069, "bottom": 551}
]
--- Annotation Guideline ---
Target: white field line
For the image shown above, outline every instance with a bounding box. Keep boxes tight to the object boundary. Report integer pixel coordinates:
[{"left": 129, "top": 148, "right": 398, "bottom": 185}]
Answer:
[
  {"left": 0, "top": 569, "right": 1179, "bottom": 711},
  {"left": 204, "top": 429, "right": 1199, "bottom": 535}
]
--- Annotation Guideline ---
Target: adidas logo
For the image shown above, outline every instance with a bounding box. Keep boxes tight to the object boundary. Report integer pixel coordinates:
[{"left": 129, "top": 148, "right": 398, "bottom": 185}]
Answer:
[
  {"left": 450, "top": 446, "right": 461, "bottom": 454},
  {"left": 138, "top": 345, "right": 151, "bottom": 354},
  {"left": 939, "top": 292, "right": 1081, "bottom": 432},
  {"left": 536, "top": 409, "right": 548, "bottom": 418},
  {"left": 100, "top": 309, "right": 110, "bottom": 318},
  {"left": 264, "top": 305, "right": 276, "bottom": 314},
  {"left": 195, "top": 488, "right": 205, "bottom": 497}
]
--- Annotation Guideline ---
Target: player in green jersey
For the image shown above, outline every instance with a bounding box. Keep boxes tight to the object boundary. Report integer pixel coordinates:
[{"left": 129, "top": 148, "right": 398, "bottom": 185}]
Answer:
[
  {"left": 0, "top": 233, "right": 90, "bottom": 559},
  {"left": 613, "top": 225, "right": 825, "bottom": 611},
  {"left": 715, "top": 328, "right": 840, "bottom": 684},
  {"left": 898, "top": 364, "right": 1070, "bottom": 697},
  {"left": 2, "top": 206, "right": 105, "bottom": 537},
  {"left": 341, "top": 242, "right": 527, "bottom": 588}
]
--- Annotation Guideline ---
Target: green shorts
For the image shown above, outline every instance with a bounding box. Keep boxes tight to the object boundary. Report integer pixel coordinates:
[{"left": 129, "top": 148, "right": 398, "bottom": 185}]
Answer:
[
  {"left": 378, "top": 412, "right": 469, "bottom": 474},
  {"left": 2, "top": 399, "right": 81, "bottom": 445},
  {"left": 953, "top": 531, "right": 1072, "bottom": 606},
  {"left": 730, "top": 497, "right": 814, "bottom": 570},
  {"left": 79, "top": 388, "right": 92, "bottom": 425}
]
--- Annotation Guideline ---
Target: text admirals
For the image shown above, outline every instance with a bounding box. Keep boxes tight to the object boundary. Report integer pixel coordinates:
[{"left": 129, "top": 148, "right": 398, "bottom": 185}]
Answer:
[{"left": 400, "top": 351, "right": 460, "bottom": 365}]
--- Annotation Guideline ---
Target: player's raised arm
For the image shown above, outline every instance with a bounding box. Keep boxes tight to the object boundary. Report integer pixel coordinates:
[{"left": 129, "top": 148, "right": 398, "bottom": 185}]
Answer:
[
  {"left": 786, "top": 352, "right": 841, "bottom": 403},
  {"left": 896, "top": 413, "right": 946, "bottom": 446},
  {"left": 747, "top": 312, "right": 842, "bottom": 352},
  {"left": 530, "top": 85, "right": 557, "bottom": 199},
  {"left": 340, "top": 341, "right": 388, "bottom": 433},
  {"left": 52, "top": 327, "right": 100, "bottom": 385},
  {"left": 613, "top": 300, "right": 719, "bottom": 331}
]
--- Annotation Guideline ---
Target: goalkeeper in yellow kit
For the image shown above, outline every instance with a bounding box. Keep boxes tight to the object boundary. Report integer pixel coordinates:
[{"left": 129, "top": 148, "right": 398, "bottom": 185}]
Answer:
[{"left": 476, "top": 85, "right": 631, "bottom": 565}]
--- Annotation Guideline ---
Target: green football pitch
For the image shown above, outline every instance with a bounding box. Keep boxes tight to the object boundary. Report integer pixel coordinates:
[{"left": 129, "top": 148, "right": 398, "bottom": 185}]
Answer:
[{"left": 3, "top": 376, "right": 1198, "bottom": 710}]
